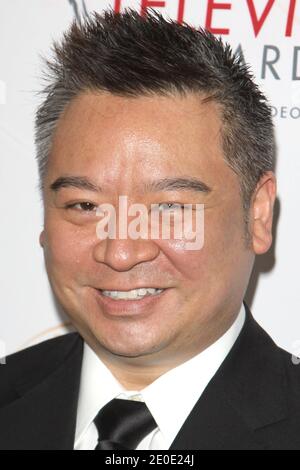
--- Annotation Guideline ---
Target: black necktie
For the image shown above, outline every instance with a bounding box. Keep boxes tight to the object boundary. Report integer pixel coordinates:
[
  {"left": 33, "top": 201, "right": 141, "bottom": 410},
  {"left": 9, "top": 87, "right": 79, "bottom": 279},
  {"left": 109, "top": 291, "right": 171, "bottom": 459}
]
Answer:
[{"left": 94, "top": 398, "right": 158, "bottom": 450}]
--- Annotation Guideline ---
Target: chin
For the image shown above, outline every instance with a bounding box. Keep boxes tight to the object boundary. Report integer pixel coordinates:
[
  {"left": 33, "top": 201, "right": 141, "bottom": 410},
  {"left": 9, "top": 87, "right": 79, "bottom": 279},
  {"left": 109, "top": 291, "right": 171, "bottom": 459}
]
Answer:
[
  {"left": 104, "top": 339, "right": 158, "bottom": 357},
  {"left": 92, "top": 331, "right": 164, "bottom": 359}
]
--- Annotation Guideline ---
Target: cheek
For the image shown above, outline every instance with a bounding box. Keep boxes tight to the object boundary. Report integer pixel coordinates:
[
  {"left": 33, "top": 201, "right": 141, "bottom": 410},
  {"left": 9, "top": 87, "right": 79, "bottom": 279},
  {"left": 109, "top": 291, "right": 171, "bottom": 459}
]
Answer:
[
  {"left": 158, "top": 203, "right": 245, "bottom": 283},
  {"left": 43, "top": 220, "right": 93, "bottom": 280}
]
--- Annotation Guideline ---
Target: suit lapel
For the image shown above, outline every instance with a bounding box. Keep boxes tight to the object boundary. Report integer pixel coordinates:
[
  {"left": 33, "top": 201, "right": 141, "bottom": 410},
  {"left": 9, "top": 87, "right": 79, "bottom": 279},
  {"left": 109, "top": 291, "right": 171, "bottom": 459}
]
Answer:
[
  {"left": 0, "top": 333, "right": 83, "bottom": 450},
  {"left": 169, "top": 302, "right": 288, "bottom": 450},
  {"left": 169, "top": 378, "right": 268, "bottom": 450}
]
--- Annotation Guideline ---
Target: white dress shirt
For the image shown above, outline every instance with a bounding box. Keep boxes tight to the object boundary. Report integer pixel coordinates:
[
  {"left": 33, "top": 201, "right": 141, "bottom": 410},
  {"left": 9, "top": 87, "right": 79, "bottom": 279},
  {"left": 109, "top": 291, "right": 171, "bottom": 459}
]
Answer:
[{"left": 74, "top": 303, "right": 246, "bottom": 450}]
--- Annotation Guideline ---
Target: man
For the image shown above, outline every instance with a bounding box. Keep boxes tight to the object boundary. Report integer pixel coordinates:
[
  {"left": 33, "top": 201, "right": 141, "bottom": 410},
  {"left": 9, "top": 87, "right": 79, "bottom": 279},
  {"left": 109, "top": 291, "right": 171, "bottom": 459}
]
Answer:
[{"left": 0, "top": 8, "right": 299, "bottom": 450}]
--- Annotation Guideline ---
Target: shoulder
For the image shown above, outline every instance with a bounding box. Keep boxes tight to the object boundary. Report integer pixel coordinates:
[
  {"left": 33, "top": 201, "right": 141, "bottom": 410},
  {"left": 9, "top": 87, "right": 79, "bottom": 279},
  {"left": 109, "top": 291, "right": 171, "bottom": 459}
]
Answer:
[
  {"left": 1, "top": 332, "right": 82, "bottom": 376},
  {"left": 250, "top": 317, "right": 300, "bottom": 445},
  {"left": 0, "top": 333, "right": 82, "bottom": 405},
  {"left": 278, "top": 344, "right": 300, "bottom": 394},
  {"left": 260, "top": 344, "right": 300, "bottom": 448},
  {"left": 244, "top": 303, "right": 300, "bottom": 386},
  {"left": 254, "top": 311, "right": 300, "bottom": 392},
  {"left": 251, "top": 313, "right": 300, "bottom": 388}
]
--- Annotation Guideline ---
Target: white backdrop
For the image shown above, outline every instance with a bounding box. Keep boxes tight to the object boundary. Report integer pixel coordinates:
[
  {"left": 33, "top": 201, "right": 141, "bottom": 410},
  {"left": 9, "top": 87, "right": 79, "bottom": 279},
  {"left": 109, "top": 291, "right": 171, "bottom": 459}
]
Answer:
[{"left": 0, "top": 0, "right": 299, "bottom": 358}]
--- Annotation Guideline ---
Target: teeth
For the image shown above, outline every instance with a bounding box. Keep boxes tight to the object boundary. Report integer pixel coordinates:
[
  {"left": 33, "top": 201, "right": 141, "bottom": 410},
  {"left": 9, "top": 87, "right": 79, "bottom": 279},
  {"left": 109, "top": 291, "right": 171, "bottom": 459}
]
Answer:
[{"left": 101, "top": 287, "right": 164, "bottom": 300}]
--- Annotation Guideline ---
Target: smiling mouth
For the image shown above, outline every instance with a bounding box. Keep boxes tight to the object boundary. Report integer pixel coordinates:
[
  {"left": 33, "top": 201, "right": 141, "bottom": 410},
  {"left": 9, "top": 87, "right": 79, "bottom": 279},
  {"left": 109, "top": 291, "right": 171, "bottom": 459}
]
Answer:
[
  {"left": 94, "top": 287, "right": 170, "bottom": 316},
  {"left": 98, "top": 287, "right": 165, "bottom": 300}
]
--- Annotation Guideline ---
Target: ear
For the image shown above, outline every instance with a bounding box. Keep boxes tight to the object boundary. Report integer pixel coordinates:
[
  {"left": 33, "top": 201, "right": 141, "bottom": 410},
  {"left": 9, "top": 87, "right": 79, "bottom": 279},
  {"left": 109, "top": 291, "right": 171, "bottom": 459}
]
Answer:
[
  {"left": 251, "top": 171, "right": 277, "bottom": 255},
  {"left": 39, "top": 230, "right": 45, "bottom": 247}
]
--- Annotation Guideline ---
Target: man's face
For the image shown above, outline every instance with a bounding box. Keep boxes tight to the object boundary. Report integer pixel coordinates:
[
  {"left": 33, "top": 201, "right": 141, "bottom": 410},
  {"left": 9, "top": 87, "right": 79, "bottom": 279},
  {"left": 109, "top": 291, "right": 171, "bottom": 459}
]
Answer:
[{"left": 41, "top": 91, "right": 255, "bottom": 363}]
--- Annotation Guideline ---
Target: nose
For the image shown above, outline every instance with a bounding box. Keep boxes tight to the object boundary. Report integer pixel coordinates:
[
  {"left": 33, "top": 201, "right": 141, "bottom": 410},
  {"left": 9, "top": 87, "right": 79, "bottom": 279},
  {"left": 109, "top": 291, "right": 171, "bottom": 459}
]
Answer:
[{"left": 93, "top": 237, "right": 160, "bottom": 271}]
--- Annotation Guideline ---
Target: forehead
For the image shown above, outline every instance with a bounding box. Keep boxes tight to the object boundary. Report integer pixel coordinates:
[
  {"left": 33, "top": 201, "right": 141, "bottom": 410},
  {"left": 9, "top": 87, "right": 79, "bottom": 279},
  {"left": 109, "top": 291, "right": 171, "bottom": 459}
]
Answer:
[{"left": 47, "top": 90, "right": 230, "bottom": 190}]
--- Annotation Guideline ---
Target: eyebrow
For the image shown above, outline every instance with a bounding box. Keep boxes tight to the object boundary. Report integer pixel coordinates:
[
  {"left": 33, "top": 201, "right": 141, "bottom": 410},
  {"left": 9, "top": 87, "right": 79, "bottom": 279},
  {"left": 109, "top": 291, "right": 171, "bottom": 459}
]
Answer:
[
  {"left": 50, "top": 176, "right": 101, "bottom": 192},
  {"left": 144, "top": 177, "right": 212, "bottom": 194},
  {"left": 50, "top": 175, "right": 212, "bottom": 194}
]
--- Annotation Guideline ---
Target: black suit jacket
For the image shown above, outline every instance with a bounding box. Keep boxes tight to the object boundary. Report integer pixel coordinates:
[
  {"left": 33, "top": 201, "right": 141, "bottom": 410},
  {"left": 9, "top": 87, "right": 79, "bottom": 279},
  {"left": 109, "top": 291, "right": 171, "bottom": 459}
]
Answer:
[{"left": 1, "top": 301, "right": 300, "bottom": 450}]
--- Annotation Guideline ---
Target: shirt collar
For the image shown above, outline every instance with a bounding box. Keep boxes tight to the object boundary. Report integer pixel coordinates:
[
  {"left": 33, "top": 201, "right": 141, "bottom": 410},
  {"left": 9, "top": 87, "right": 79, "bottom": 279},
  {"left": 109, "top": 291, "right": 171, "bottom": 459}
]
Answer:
[
  {"left": 75, "top": 302, "right": 245, "bottom": 448},
  {"left": 75, "top": 341, "right": 127, "bottom": 445}
]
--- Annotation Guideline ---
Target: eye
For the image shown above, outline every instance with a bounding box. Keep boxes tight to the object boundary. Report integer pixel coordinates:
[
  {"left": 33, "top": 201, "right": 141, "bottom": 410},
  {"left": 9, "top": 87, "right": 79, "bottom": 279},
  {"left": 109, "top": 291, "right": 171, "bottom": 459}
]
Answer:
[
  {"left": 156, "top": 203, "right": 185, "bottom": 212},
  {"left": 66, "top": 202, "right": 97, "bottom": 212}
]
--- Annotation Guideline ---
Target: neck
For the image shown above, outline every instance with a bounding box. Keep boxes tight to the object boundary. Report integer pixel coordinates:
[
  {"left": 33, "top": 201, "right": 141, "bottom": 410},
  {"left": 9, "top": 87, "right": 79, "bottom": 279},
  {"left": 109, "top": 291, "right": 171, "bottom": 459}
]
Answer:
[{"left": 83, "top": 309, "right": 239, "bottom": 391}]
